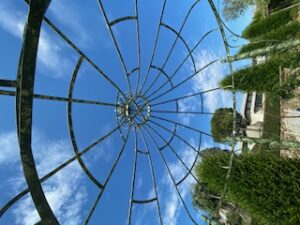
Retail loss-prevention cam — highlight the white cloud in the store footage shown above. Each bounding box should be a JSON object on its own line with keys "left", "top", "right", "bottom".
{"left": 48, "top": 0, "right": 92, "bottom": 47}
{"left": 192, "top": 49, "right": 232, "bottom": 112}
{"left": 0, "top": 131, "right": 19, "bottom": 165}
{"left": 200, "top": 138, "right": 229, "bottom": 151}
{"left": 178, "top": 94, "right": 198, "bottom": 125}
{"left": 0, "top": 1, "right": 72, "bottom": 79}
{"left": 0, "top": 130, "right": 87, "bottom": 225}
{"left": 162, "top": 138, "right": 198, "bottom": 225}
{"left": 177, "top": 49, "right": 232, "bottom": 124}
{"left": 0, "top": 3, "right": 24, "bottom": 38}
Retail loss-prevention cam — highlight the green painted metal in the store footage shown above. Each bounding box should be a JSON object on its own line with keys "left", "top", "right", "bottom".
{"left": 1, "top": 0, "right": 298, "bottom": 224}
{"left": 222, "top": 39, "right": 300, "bottom": 63}
{"left": 16, "top": 0, "right": 58, "bottom": 224}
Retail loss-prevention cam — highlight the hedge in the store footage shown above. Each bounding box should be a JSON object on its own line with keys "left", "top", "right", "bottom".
{"left": 269, "top": 0, "right": 299, "bottom": 11}
{"left": 242, "top": 8, "right": 297, "bottom": 39}
{"left": 239, "top": 21, "right": 300, "bottom": 53}
{"left": 195, "top": 152, "right": 300, "bottom": 225}
{"left": 220, "top": 52, "right": 300, "bottom": 93}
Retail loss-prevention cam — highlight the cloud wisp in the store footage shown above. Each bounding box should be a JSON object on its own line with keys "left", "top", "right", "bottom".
{"left": 192, "top": 49, "right": 232, "bottom": 112}
{"left": 161, "top": 138, "right": 198, "bottom": 225}
{"left": 48, "top": 0, "right": 92, "bottom": 48}
{"left": 0, "top": 1, "right": 73, "bottom": 79}
{"left": 0, "top": 130, "right": 87, "bottom": 225}
{"left": 177, "top": 49, "right": 232, "bottom": 125}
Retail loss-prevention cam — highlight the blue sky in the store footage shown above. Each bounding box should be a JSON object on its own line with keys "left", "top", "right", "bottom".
{"left": 0, "top": 0, "right": 253, "bottom": 224}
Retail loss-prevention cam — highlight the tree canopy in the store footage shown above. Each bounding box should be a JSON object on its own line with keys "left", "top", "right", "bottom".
{"left": 211, "top": 108, "right": 246, "bottom": 143}
{"left": 222, "top": 0, "right": 254, "bottom": 21}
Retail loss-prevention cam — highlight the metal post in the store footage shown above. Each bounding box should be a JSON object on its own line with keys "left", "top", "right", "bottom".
{"left": 222, "top": 39, "right": 300, "bottom": 63}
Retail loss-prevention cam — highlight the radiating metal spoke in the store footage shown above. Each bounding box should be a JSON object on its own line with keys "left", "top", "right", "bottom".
{"left": 127, "top": 127, "right": 138, "bottom": 225}
{"left": 138, "top": 0, "right": 167, "bottom": 93}
{"left": 0, "top": 79, "right": 16, "bottom": 87}
{"left": 23, "top": 0, "right": 127, "bottom": 99}
{"left": 137, "top": 128, "right": 163, "bottom": 225}
{"left": 133, "top": 0, "right": 142, "bottom": 97}
{"left": 142, "top": 22, "right": 197, "bottom": 96}
{"left": 140, "top": 0, "right": 201, "bottom": 95}
{"left": 147, "top": 119, "right": 199, "bottom": 153}
{"left": 0, "top": 90, "right": 117, "bottom": 107}
{"left": 147, "top": 58, "right": 220, "bottom": 104}
{"left": 143, "top": 121, "right": 201, "bottom": 184}
{"left": 151, "top": 87, "right": 220, "bottom": 107}
{"left": 0, "top": 90, "right": 16, "bottom": 97}
{"left": 142, "top": 126, "right": 199, "bottom": 225}
{"left": 145, "top": 29, "right": 218, "bottom": 100}
{"left": 0, "top": 122, "right": 125, "bottom": 217}
{"left": 151, "top": 114, "right": 212, "bottom": 137}
{"left": 151, "top": 109, "right": 214, "bottom": 115}
{"left": 84, "top": 126, "right": 131, "bottom": 225}
{"left": 34, "top": 94, "right": 117, "bottom": 106}
{"left": 96, "top": 0, "right": 133, "bottom": 96}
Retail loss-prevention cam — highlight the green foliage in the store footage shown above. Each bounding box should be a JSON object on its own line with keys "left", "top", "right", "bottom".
{"left": 222, "top": 0, "right": 254, "bottom": 21}
{"left": 271, "top": 72, "right": 300, "bottom": 100}
{"left": 239, "top": 21, "right": 300, "bottom": 53}
{"left": 227, "top": 211, "right": 243, "bottom": 225}
{"left": 211, "top": 108, "right": 246, "bottom": 143}
{"left": 195, "top": 153, "right": 300, "bottom": 225}
{"left": 269, "top": 0, "right": 299, "bottom": 11}
{"left": 220, "top": 52, "right": 300, "bottom": 95}
{"left": 192, "top": 182, "right": 220, "bottom": 214}
{"left": 242, "top": 8, "right": 297, "bottom": 39}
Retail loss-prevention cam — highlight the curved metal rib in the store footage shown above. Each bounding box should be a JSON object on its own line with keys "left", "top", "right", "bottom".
{"left": 67, "top": 56, "right": 104, "bottom": 189}
{"left": 140, "top": 0, "right": 201, "bottom": 95}
{"left": 109, "top": 16, "right": 137, "bottom": 26}
{"left": 16, "top": 0, "right": 58, "bottom": 223}
{"left": 148, "top": 58, "right": 220, "bottom": 104}
{"left": 23, "top": 0, "right": 127, "bottom": 99}
{"left": 138, "top": 0, "right": 167, "bottom": 93}
{"left": 142, "top": 126, "right": 199, "bottom": 225}
{"left": 0, "top": 122, "right": 124, "bottom": 217}
{"left": 142, "top": 22, "right": 197, "bottom": 96}
{"left": 143, "top": 121, "right": 200, "bottom": 184}
{"left": 132, "top": 197, "right": 157, "bottom": 204}
{"left": 96, "top": 0, "right": 133, "bottom": 96}
{"left": 145, "top": 28, "right": 218, "bottom": 100}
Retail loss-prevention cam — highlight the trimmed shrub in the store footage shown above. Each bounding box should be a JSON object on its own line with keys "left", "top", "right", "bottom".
{"left": 269, "top": 0, "right": 298, "bottom": 11}
{"left": 242, "top": 8, "right": 297, "bottom": 39}
{"left": 220, "top": 52, "right": 300, "bottom": 93}
{"left": 239, "top": 21, "right": 300, "bottom": 54}
{"left": 195, "top": 152, "right": 300, "bottom": 225}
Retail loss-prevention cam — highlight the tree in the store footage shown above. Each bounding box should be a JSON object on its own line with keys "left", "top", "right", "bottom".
{"left": 211, "top": 108, "right": 246, "bottom": 143}
{"left": 195, "top": 152, "right": 300, "bottom": 225}
{"left": 222, "top": 0, "right": 254, "bottom": 21}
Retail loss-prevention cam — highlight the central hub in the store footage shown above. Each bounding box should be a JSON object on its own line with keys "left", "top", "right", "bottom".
{"left": 116, "top": 94, "right": 151, "bottom": 127}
